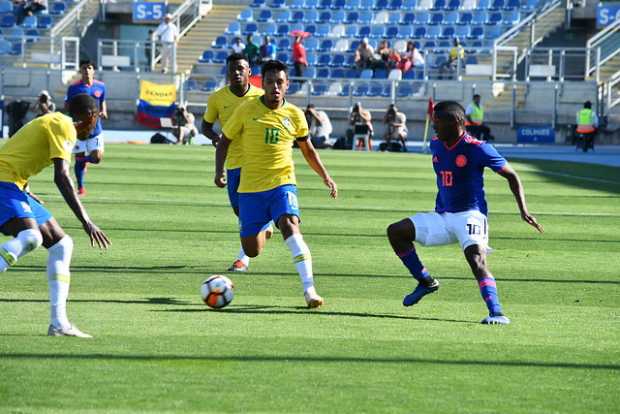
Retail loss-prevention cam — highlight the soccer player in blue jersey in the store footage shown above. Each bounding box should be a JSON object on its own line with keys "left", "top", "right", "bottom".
{"left": 387, "top": 101, "right": 543, "bottom": 324}
{"left": 65, "top": 61, "right": 108, "bottom": 196}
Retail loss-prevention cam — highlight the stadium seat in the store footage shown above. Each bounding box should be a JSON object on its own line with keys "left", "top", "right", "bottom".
{"left": 334, "top": 38, "right": 349, "bottom": 52}
{"left": 373, "top": 11, "right": 389, "bottom": 24}
{"left": 360, "top": 0, "right": 373, "bottom": 8}
{"left": 330, "top": 53, "right": 345, "bottom": 67}
{"left": 274, "top": 10, "right": 290, "bottom": 22}
{"left": 277, "top": 37, "right": 291, "bottom": 49}
{"left": 490, "top": 0, "right": 505, "bottom": 10}
{"left": 472, "top": 10, "right": 488, "bottom": 24}
{"left": 243, "top": 22, "right": 258, "bottom": 35}
{"left": 459, "top": 11, "right": 472, "bottom": 24}
{"left": 417, "top": 0, "right": 433, "bottom": 9}
{"left": 306, "top": 52, "right": 317, "bottom": 65}
{"left": 291, "top": 10, "right": 304, "bottom": 22}
{"left": 477, "top": 0, "right": 490, "bottom": 8}
{"left": 198, "top": 50, "right": 213, "bottom": 63}
{"left": 226, "top": 21, "right": 241, "bottom": 35}
{"left": 305, "top": 36, "right": 319, "bottom": 51}
{"left": 305, "top": 66, "right": 317, "bottom": 78}
{"left": 345, "top": 23, "right": 358, "bottom": 37}
{"left": 373, "top": 0, "right": 388, "bottom": 9}
{"left": 403, "top": 0, "right": 417, "bottom": 9}
{"left": 212, "top": 35, "right": 227, "bottom": 49}
{"left": 388, "top": 0, "right": 403, "bottom": 9}
{"left": 416, "top": 11, "right": 430, "bottom": 24}
{"left": 305, "top": 9, "right": 318, "bottom": 23}
{"left": 441, "top": 26, "right": 455, "bottom": 38}
{"left": 503, "top": 9, "right": 520, "bottom": 24}
{"left": 426, "top": 25, "right": 440, "bottom": 37}
{"left": 455, "top": 24, "right": 470, "bottom": 37}
{"left": 366, "top": 83, "right": 383, "bottom": 97}
{"left": 316, "top": 67, "right": 330, "bottom": 77}
{"left": 401, "top": 12, "right": 415, "bottom": 24}
{"left": 461, "top": 0, "right": 476, "bottom": 7}
{"left": 446, "top": 0, "right": 461, "bottom": 9}
{"left": 325, "top": 82, "right": 343, "bottom": 96}
{"left": 345, "top": 0, "right": 360, "bottom": 9}
{"left": 319, "top": 11, "right": 331, "bottom": 23}
{"left": 431, "top": 0, "right": 445, "bottom": 10}
{"left": 317, "top": 53, "right": 331, "bottom": 66}
{"left": 331, "top": 68, "right": 346, "bottom": 78}
{"left": 319, "top": 38, "right": 334, "bottom": 52}
{"left": 360, "top": 69, "right": 373, "bottom": 79}
{"left": 213, "top": 50, "right": 228, "bottom": 63}
{"left": 349, "top": 39, "right": 360, "bottom": 52}
{"left": 0, "top": 14, "right": 14, "bottom": 28}
{"left": 318, "top": 0, "right": 332, "bottom": 8}
{"left": 288, "top": 82, "right": 301, "bottom": 94}
{"left": 290, "top": 0, "right": 304, "bottom": 7}
{"left": 290, "top": 22, "right": 304, "bottom": 32}
{"left": 304, "top": 23, "right": 317, "bottom": 34}
{"left": 331, "top": 23, "right": 346, "bottom": 36}
{"left": 465, "top": 54, "right": 478, "bottom": 64}
{"left": 10, "top": 41, "right": 22, "bottom": 56}
{"left": 414, "top": 26, "right": 426, "bottom": 37}
{"left": 277, "top": 23, "right": 290, "bottom": 35}
{"left": 445, "top": 10, "right": 459, "bottom": 24}
{"left": 0, "top": 38, "right": 10, "bottom": 55}
{"left": 262, "top": 22, "right": 277, "bottom": 35}
{"left": 250, "top": 0, "right": 265, "bottom": 7}
{"left": 311, "top": 82, "right": 329, "bottom": 96}
{"left": 346, "top": 68, "right": 360, "bottom": 77}
{"left": 352, "top": 82, "right": 370, "bottom": 96}
{"left": 331, "top": 0, "right": 346, "bottom": 8}
{"left": 0, "top": 0, "right": 11, "bottom": 14}
{"left": 346, "top": 11, "right": 359, "bottom": 24}
{"left": 21, "top": 15, "right": 36, "bottom": 29}
{"left": 339, "top": 82, "right": 352, "bottom": 96}
{"left": 430, "top": 12, "right": 444, "bottom": 25}
{"left": 484, "top": 23, "right": 502, "bottom": 38}
{"left": 488, "top": 12, "right": 502, "bottom": 24}
{"left": 239, "top": 8, "right": 253, "bottom": 22}
{"left": 305, "top": 0, "right": 319, "bottom": 7}
{"left": 315, "top": 23, "right": 330, "bottom": 36}
{"left": 370, "top": 24, "right": 385, "bottom": 38}
{"left": 357, "top": 25, "right": 371, "bottom": 38}
{"left": 332, "top": 9, "right": 346, "bottom": 23}
{"left": 269, "top": 0, "right": 285, "bottom": 6}
{"left": 359, "top": 10, "right": 373, "bottom": 24}
{"left": 468, "top": 26, "right": 484, "bottom": 39}
{"left": 50, "top": 1, "right": 66, "bottom": 15}
{"left": 386, "top": 25, "right": 398, "bottom": 38}
{"left": 184, "top": 79, "right": 198, "bottom": 91}
{"left": 277, "top": 51, "right": 292, "bottom": 63}
{"left": 506, "top": 0, "right": 520, "bottom": 8}
{"left": 37, "top": 15, "right": 52, "bottom": 29}
{"left": 201, "top": 79, "right": 219, "bottom": 92}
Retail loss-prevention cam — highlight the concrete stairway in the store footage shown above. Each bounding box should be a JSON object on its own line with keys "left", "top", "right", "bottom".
{"left": 175, "top": 3, "right": 248, "bottom": 75}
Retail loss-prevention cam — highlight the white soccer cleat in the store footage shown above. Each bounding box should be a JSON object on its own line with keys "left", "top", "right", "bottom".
{"left": 47, "top": 324, "right": 93, "bottom": 338}
{"left": 481, "top": 314, "right": 511, "bottom": 325}
{"left": 304, "top": 290, "right": 324, "bottom": 309}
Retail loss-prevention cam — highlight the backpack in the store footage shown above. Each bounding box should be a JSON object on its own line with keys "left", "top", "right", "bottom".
{"left": 150, "top": 132, "right": 176, "bottom": 145}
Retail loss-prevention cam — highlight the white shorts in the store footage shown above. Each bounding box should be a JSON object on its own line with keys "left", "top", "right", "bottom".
{"left": 73, "top": 134, "right": 104, "bottom": 154}
{"left": 409, "top": 210, "right": 489, "bottom": 251}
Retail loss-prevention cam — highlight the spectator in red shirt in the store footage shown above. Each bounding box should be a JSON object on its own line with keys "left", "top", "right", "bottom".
{"left": 292, "top": 35, "right": 308, "bottom": 82}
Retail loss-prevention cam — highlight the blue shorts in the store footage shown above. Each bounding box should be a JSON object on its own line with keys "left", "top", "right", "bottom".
{"left": 226, "top": 168, "right": 241, "bottom": 211}
{"left": 239, "top": 184, "right": 300, "bottom": 237}
{"left": 0, "top": 182, "right": 53, "bottom": 228}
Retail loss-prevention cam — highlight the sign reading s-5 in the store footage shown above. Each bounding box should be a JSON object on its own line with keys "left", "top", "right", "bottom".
{"left": 597, "top": 3, "right": 620, "bottom": 28}
{"left": 133, "top": 2, "right": 167, "bottom": 23}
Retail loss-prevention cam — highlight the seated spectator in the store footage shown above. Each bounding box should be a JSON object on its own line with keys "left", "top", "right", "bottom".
{"left": 305, "top": 104, "right": 333, "bottom": 148}
{"left": 350, "top": 102, "right": 373, "bottom": 150}
{"left": 259, "top": 35, "right": 276, "bottom": 62}
{"left": 387, "top": 48, "right": 401, "bottom": 70}
{"left": 24, "top": 0, "right": 46, "bottom": 15}
{"left": 244, "top": 34, "right": 259, "bottom": 65}
{"left": 377, "top": 39, "right": 391, "bottom": 70}
{"left": 231, "top": 37, "right": 245, "bottom": 54}
{"left": 173, "top": 106, "right": 198, "bottom": 145}
{"left": 381, "top": 104, "right": 408, "bottom": 152}
{"left": 441, "top": 38, "right": 464, "bottom": 75}
{"left": 354, "top": 38, "right": 375, "bottom": 70}
{"left": 398, "top": 41, "right": 424, "bottom": 73}
{"left": 34, "top": 90, "right": 55, "bottom": 117}
{"left": 465, "top": 94, "right": 494, "bottom": 141}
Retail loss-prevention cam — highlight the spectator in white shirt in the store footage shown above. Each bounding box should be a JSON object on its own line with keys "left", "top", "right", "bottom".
{"left": 231, "top": 37, "right": 245, "bottom": 54}
{"left": 154, "top": 13, "right": 179, "bottom": 73}
{"left": 305, "top": 104, "right": 333, "bottom": 148}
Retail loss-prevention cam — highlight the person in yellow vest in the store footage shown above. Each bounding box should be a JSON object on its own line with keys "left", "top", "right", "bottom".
{"left": 575, "top": 101, "right": 598, "bottom": 152}
{"left": 465, "top": 94, "right": 494, "bottom": 141}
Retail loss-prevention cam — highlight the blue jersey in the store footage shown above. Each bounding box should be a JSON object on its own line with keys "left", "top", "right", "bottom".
{"left": 65, "top": 80, "right": 106, "bottom": 138}
{"left": 430, "top": 133, "right": 507, "bottom": 215}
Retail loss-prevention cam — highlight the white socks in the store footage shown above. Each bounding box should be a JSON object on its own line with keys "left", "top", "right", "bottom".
{"left": 236, "top": 246, "right": 250, "bottom": 266}
{"left": 284, "top": 233, "right": 314, "bottom": 292}
{"left": 47, "top": 236, "right": 73, "bottom": 329}
{"left": 0, "top": 229, "right": 43, "bottom": 271}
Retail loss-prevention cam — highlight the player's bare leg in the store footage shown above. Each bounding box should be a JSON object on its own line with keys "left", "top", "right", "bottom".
{"left": 229, "top": 206, "right": 273, "bottom": 272}
{"left": 464, "top": 245, "right": 510, "bottom": 325}
{"left": 387, "top": 219, "right": 439, "bottom": 306}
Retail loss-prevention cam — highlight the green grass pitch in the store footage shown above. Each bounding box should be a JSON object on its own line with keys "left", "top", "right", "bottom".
{"left": 1, "top": 144, "right": 618, "bottom": 413}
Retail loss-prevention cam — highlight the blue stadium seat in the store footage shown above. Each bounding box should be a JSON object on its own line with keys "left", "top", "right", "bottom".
{"left": 424, "top": 39, "right": 436, "bottom": 49}
{"left": 291, "top": 10, "right": 304, "bottom": 22}
{"left": 472, "top": 10, "right": 488, "bottom": 24}
{"left": 317, "top": 67, "right": 330, "bottom": 77}
{"left": 349, "top": 39, "right": 360, "bottom": 52}
{"left": 430, "top": 12, "right": 443, "bottom": 25}
{"left": 0, "top": 14, "right": 14, "bottom": 28}
{"left": 331, "top": 0, "right": 346, "bottom": 8}
{"left": 319, "top": 38, "right": 333, "bottom": 51}
{"left": 305, "top": 66, "right": 317, "bottom": 78}
{"left": 401, "top": 12, "right": 415, "bottom": 24}
{"left": 290, "top": 22, "right": 304, "bottom": 31}
{"left": 370, "top": 24, "right": 385, "bottom": 38}
{"left": 490, "top": 0, "right": 505, "bottom": 10}
{"left": 250, "top": 0, "right": 265, "bottom": 7}
{"left": 307, "top": 52, "right": 317, "bottom": 65}
{"left": 315, "top": 23, "right": 330, "bottom": 36}
{"left": 25, "top": 28, "right": 39, "bottom": 42}
{"left": 339, "top": 83, "right": 351, "bottom": 96}
{"left": 488, "top": 11, "right": 502, "bottom": 24}
{"left": 360, "top": 69, "right": 373, "bottom": 78}
{"left": 290, "top": 0, "right": 304, "bottom": 8}
{"left": 184, "top": 79, "right": 198, "bottom": 91}
{"left": 0, "top": 38, "right": 12, "bottom": 55}
{"left": 0, "top": 0, "right": 12, "bottom": 14}
{"left": 262, "top": 22, "right": 277, "bottom": 35}
{"left": 199, "top": 50, "right": 214, "bottom": 63}
{"left": 330, "top": 53, "right": 345, "bottom": 66}
{"left": 346, "top": 68, "right": 360, "bottom": 77}
{"left": 388, "top": 0, "right": 403, "bottom": 9}
{"left": 239, "top": 8, "right": 253, "bottom": 22}
{"left": 243, "top": 22, "right": 258, "bottom": 35}
{"left": 397, "top": 24, "right": 413, "bottom": 38}
{"left": 357, "top": 25, "right": 370, "bottom": 38}
{"left": 416, "top": 11, "right": 430, "bottom": 24}
{"left": 446, "top": 0, "right": 461, "bottom": 9}
{"left": 305, "top": 0, "right": 319, "bottom": 8}
{"left": 441, "top": 26, "right": 455, "bottom": 38}
{"left": 445, "top": 10, "right": 458, "bottom": 24}
{"left": 318, "top": 0, "right": 332, "bottom": 8}
{"left": 402, "top": 69, "right": 417, "bottom": 79}
{"left": 346, "top": 11, "right": 359, "bottom": 23}
{"left": 366, "top": 83, "right": 383, "bottom": 97}
{"left": 388, "top": 12, "right": 401, "bottom": 24}
{"left": 438, "top": 39, "right": 450, "bottom": 47}
{"left": 431, "top": 0, "right": 445, "bottom": 10}
{"left": 211, "top": 35, "right": 227, "bottom": 49}
{"left": 345, "top": 24, "right": 358, "bottom": 37}
{"left": 202, "top": 79, "right": 219, "bottom": 92}
{"left": 50, "top": 1, "right": 66, "bottom": 15}
{"left": 319, "top": 11, "right": 331, "bottom": 22}
{"left": 305, "top": 36, "right": 319, "bottom": 50}
{"left": 332, "top": 9, "right": 346, "bottom": 23}
{"left": 414, "top": 26, "right": 426, "bottom": 37}
{"left": 304, "top": 23, "right": 317, "bottom": 34}
{"left": 277, "top": 51, "right": 292, "bottom": 63}
{"left": 332, "top": 68, "right": 346, "bottom": 77}
{"left": 426, "top": 25, "right": 440, "bottom": 37}
{"left": 459, "top": 11, "right": 472, "bottom": 24}
{"left": 10, "top": 41, "right": 22, "bottom": 56}
{"left": 373, "top": 69, "right": 388, "bottom": 78}
{"left": 455, "top": 24, "right": 469, "bottom": 37}
{"left": 275, "top": 10, "right": 290, "bottom": 22}
{"left": 213, "top": 50, "right": 228, "bottom": 63}
{"left": 484, "top": 23, "right": 502, "bottom": 38}
{"left": 277, "top": 23, "right": 290, "bottom": 35}
{"left": 359, "top": 9, "right": 372, "bottom": 24}
{"left": 226, "top": 21, "right": 241, "bottom": 35}
{"left": 506, "top": 0, "right": 519, "bottom": 7}
{"left": 21, "top": 15, "right": 37, "bottom": 29}
{"left": 360, "top": 0, "right": 373, "bottom": 8}
{"left": 270, "top": 0, "right": 285, "bottom": 5}
{"left": 468, "top": 25, "right": 484, "bottom": 39}
{"left": 305, "top": 9, "right": 318, "bottom": 22}
{"left": 37, "top": 15, "right": 52, "bottom": 29}
{"left": 346, "top": 53, "right": 356, "bottom": 66}
{"left": 312, "top": 82, "right": 329, "bottom": 96}
{"left": 503, "top": 9, "right": 520, "bottom": 24}
{"left": 317, "top": 53, "right": 331, "bottom": 66}
{"left": 345, "top": 0, "right": 360, "bottom": 9}
{"left": 386, "top": 25, "right": 398, "bottom": 38}
{"left": 288, "top": 82, "right": 301, "bottom": 94}
{"left": 352, "top": 82, "right": 370, "bottom": 96}
{"left": 373, "top": 0, "right": 388, "bottom": 9}
{"left": 477, "top": 0, "right": 489, "bottom": 8}
{"left": 403, "top": 0, "right": 417, "bottom": 8}
{"left": 465, "top": 55, "right": 478, "bottom": 64}
{"left": 277, "top": 37, "right": 291, "bottom": 49}
{"left": 397, "top": 83, "right": 414, "bottom": 97}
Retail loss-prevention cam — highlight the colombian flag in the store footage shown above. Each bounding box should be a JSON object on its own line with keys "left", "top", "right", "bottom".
{"left": 135, "top": 80, "right": 177, "bottom": 128}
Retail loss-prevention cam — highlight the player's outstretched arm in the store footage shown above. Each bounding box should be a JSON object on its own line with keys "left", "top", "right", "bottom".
{"left": 497, "top": 165, "right": 544, "bottom": 233}
{"left": 297, "top": 138, "right": 337, "bottom": 199}
{"left": 202, "top": 120, "right": 221, "bottom": 146}
{"left": 52, "top": 158, "right": 111, "bottom": 248}
{"left": 214, "top": 136, "right": 231, "bottom": 188}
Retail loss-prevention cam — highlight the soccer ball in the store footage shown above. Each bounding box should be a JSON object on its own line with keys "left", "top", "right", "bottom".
{"left": 200, "top": 275, "right": 234, "bottom": 309}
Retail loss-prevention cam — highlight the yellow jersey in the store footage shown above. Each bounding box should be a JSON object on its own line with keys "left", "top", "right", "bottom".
{"left": 223, "top": 97, "right": 309, "bottom": 193}
{"left": 203, "top": 85, "right": 264, "bottom": 169}
{"left": 0, "top": 112, "right": 76, "bottom": 190}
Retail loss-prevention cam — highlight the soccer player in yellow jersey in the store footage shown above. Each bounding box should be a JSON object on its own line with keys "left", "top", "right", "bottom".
{"left": 202, "top": 53, "right": 270, "bottom": 273}
{"left": 215, "top": 60, "right": 337, "bottom": 308}
{"left": 0, "top": 94, "right": 110, "bottom": 338}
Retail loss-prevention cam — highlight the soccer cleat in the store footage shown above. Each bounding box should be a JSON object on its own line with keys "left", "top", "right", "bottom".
{"left": 77, "top": 187, "right": 87, "bottom": 197}
{"left": 47, "top": 324, "right": 93, "bottom": 338}
{"left": 304, "top": 291, "right": 324, "bottom": 309}
{"left": 481, "top": 314, "right": 511, "bottom": 325}
{"left": 402, "top": 278, "right": 440, "bottom": 307}
{"left": 227, "top": 259, "right": 248, "bottom": 273}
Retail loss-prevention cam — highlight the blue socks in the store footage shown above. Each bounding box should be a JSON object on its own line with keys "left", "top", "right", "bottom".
{"left": 478, "top": 277, "right": 503, "bottom": 315}
{"left": 397, "top": 248, "right": 433, "bottom": 284}
{"left": 74, "top": 155, "right": 100, "bottom": 189}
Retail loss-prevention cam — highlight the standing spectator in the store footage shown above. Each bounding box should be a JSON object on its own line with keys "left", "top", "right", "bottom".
{"left": 154, "top": 13, "right": 179, "bottom": 74}
{"left": 259, "top": 36, "right": 276, "bottom": 62}
{"left": 305, "top": 104, "right": 333, "bottom": 148}
{"left": 144, "top": 29, "right": 153, "bottom": 72}
{"left": 465, "top": 94, "right": 494, "bottom": 141}
{"left": 6, "top": 99, "right": 30, "bottom": 137}
{"left": 354, "top": 38, "right": 375, "bottom": 70}
{"left": 382, "top": 104, "right": 408, "bottom": 152}
{"left": 398, "top": 41, "right": 424, "bottom": 73}
{"left": 244, "top": 34, "right": 259, "bottom": 65}
{"left": 292, "top": 35, "right": 308, "bottom": 80}
{"left": 231, "top": 37, "right": 245, "bottom": 54}
{"left": 34, "top": 90, "right": 56, "bottom": 117}
{"left": 350, "top": 102, "right": 373, "bottom": 150}
{"left": 173, "top": 106, "right": 198, "bottom": 145}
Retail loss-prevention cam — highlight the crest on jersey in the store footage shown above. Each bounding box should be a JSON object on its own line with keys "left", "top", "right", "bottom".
{"left": 281, "top": 117, "right": 293, "bottom": 132}
{"left": 93, "top": 90, "right": 102, "bottom": 98}
{"left": 432, "top": 155, "right": 439, "bottom": 163}
{"left": 455, "top": 154, "right": 468, "bottom": 167}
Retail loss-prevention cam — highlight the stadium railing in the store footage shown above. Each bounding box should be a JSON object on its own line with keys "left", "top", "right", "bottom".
{"left": 585, "top": 18, "right": 620, "bottom": 83}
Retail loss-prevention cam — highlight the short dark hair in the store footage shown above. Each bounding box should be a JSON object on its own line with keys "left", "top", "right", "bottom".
{"left": 434, "top": 100, "right": 466, "bottom": 126}
{"left": 473, "top": 94, "right": 481, "bottom": 99}
{"left": 226, "top": 53, "right": 248, "bottom": 66}
{"left": 80, "top": 60, "right": 94, "bottom": 68}
{"left": 584, "top": 101, "right": 592, "bottom": 109}
{"left": 67, "top": 94, "right": 97, "bottom": 118}
{"left": 261, "top": 59, "right": 288, "bottom": 78}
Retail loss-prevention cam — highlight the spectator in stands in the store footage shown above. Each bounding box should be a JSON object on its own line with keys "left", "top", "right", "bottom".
{"left": 244, "top": 34, "right": 259, "bottom": 66}
{"left": 259, "top": 36, "right": 276, "bottom": 63}
{"left": 350, "top": 102, "right": 373, "bottom": 150}
{"left": 398, "top": 41, "right": 424, "bottom": 73}
{"left": 231, "top": 37, "right": 245, "bottom": 54}
{"left": 575, "top": 100, "right": 598, "bottom": 152}
{"left": 377, "top": 39, "right": 391, "bottom": 70}
{"left": 13, "top": 0, "right": 27, "bottom": 24}
{"left": 382, "top": 104, "right": 408, "bottom": 152}
{"left": 154, "top": 13, "right": 179, "bottom": 74}
{"left": 173, "top": 106, "right": 198, "bottom": 145}
{"left": 465, "top": 94, "right": 494, "bottom": 141}
{"left": 23, "top": 0, "right": 46, "bottom": 16}
{"left": 6, "top": 98, "right": 30, "bottom": 137}
{"left": 354, "top": 38, "right": 375, "bottom": 70}
{"left": 145, "top": 29, "right": 154, "bottom": 72}
{"left": 292, "top": 35, "right": 308, "bottom": 81}
{"left": 34, "top": 90, "right": 56, "bottom": 117}
{"left": 442, "top": 38, "right": 464, "bottom": 75}
{"left": 305, "top": 104, "right": 333, "bottom": 149}
{"left": 387, "top": 48, "right": 401, "bottom": 70}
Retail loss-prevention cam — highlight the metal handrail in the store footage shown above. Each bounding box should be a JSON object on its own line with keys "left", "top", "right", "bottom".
{"left": 585, "top": 19, "right": 620, "bottom": 78}
{"left": 494, "top": 0, "right": 561, "bottom": 48}
{"left": 50, "top": 0, "right": 90, "bottom": 38}
{"left": 607, "top": 70, "right": 620, "bottom": 111}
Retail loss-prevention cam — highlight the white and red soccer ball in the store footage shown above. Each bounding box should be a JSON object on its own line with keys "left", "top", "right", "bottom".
{"left": 200, "top": 275, "right": 234, "bottom": 309}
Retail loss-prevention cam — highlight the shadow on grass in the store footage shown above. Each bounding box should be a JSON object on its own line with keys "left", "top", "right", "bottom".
{"left": 156, "top": 304, "right": 477, "bottom": 324}
{"left": 0, "top": 297, "right": 196, "bottom": 306}
{"left": 1, "top": 352, "right": 617, "bottom": 371}
{"left": 9, "top": 266, "right": 620, "bottom": 285}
